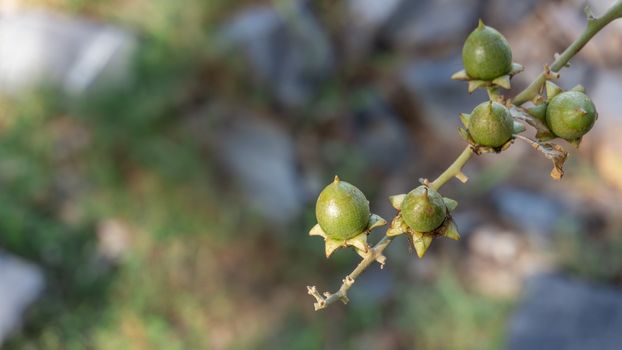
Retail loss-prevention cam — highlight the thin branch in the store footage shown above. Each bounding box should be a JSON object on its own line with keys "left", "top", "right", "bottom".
{"left": 307, "top": 146, "right": 473, "bottom": 310}
{"left": 429, "top": 146, "right": 473, "bottom": 190}
{"left": 512, "top": 0, "right": 622, "bottom": 105}
{"left": 307, "top": 236, "right": 393, "bottom": 310}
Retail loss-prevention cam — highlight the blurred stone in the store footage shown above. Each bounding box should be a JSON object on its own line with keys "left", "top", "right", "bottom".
{"left": 508, "top": 274, "right": 622, "bottom": 350}
{"left": 491, "top": 187, "right": 578, "bottom": 240}
{"left": 401, "top": 54, "right": 488, "bottom": 140}
{"left": 343, "top": 0, "right": 402, "bottom": 60}
{"left": 350, "top": 266, "right": 395, "bottom": 305}
{"left": 484, "top": 0, "right": 542, "bottom": 28}
{"left": 381, "top": 0, "right": 478, "bottom": 52}
{"left": 222, "top": 2, "right": 333, "bottom": 109}
{"left": 590, "top": 70, "right": 622, "bottom": 191}
{"left": 354, "top": 94, "right": 409, "bottom": 170}
{"left": 0, "top": 10, "right": 136, "bottom": 96}
{"left": 0, "top": 253, "right": 44, "bottom": 345}
{"left": 463, "top": 225, "right": 551, "bottom": 298}
{"left": 97, "top": 219, "right": 132, "bottom": 263}
{"left": 216, "top": 117, "right": 303, "bottom": 225}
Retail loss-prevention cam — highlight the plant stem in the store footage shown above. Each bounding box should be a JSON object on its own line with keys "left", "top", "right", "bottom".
{"left": 430, "top": 146, "right": 473, "bottom": 190}
{"left": 307, "top": 236, "right": 394, "bottom": 310}
{"left": 307, "top": 146, "right": 472, "bottom": 310}
{"left": 513, "top": 1, "right": 622, "bottom": 105}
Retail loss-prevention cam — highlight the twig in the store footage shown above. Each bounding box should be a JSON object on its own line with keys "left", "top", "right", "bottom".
{"left": 307, "top": 236, "right": 393, "bottom": 310}
{"left": 512, "top": 0, "right": 622, "bottom": 105}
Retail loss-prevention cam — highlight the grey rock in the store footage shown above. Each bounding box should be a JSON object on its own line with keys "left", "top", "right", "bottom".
{"left": 484, "top": 0, "right": 542, "bottom": 28}
{"left": 463, "top": 225, "right": 552, "bottom": 298}
{"left": 354, "top": 94, "right": 409, "bottom": 170}
{"left": 343, "top": 0, "right": 402, "bottom": 60}
{"left": 0, "top": 253, "right": 44, "bottom": 345}
{"left": 381, "top": 0, "right": 478, "bottom": 52}
{"left": 591, "top": 70, "right": 622, "bottom": 191}
{"left": 491, "top": 187, "right": 579, "bottom": 240}
{"left": 216, "top": 117, "right": 302, "bottom": 225}
{"left": 508, "top": 274, "right": 622, "bottom": 350}
{"left": 0, "top": 10, "right": 136, "bottom": 96}
{"left": 222, "top": 3, "right": 333, "bottom": 109}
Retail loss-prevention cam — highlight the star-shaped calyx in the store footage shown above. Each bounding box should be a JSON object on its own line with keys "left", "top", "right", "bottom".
{"left": 309, "top": 213, "right": 387, "bottom": 262}
{"left": 452, "top": 63, "right": 524, "bottom": 93}
{"left": 386, "top": 187, "right": 460, "bottom": 258}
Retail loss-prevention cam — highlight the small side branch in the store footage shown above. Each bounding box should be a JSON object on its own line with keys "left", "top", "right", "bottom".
{"left": 307, "top": 236, "right": 393, "bottom": 311}
{"left": 429, "top": 146, "right": 473, "bottom": 190}
{"left": 512, "top": 0, "right": 622, "bottom": 105}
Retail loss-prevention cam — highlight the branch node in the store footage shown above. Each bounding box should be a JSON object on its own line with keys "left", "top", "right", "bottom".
{"left": 455, "top": 171, "right": 469, "bottom": 183}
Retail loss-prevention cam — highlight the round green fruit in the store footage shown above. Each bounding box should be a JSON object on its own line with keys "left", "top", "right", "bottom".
{"left": 315, "top": 176, "right": 370, "bottom": 241}
{"left": 546, "top": 91, "right": 597, "bottom": 140}
{"left": 468, "top": 101, "right": 514, "bottom": 147}
{"left": 462, "top": 21, "right": 512, "bottom": 80}
{"left": 401, "top": 186, "right": 446, "bottom": 233}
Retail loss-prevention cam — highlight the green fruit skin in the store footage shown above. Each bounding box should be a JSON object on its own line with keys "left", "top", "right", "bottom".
{"left": 316, "top": 180, "right": 370, "bottom": 241}
{"left": 462, "top": 24, "right": 512, "bottom": 80}
{"left": 401, "top": 186, "right": 446, "bottom": 233}
{"left": 546, "top": 91, "right": 597, "bottom": 140}
{"left": 468, "top": 101, "right": 514, "bottom": 147}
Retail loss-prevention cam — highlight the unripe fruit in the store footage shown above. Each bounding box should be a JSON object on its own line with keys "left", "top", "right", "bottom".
{"left": 315, "top": 177, "right": 370, "bottom": 241}
{"left": 462, "top": 21, "right": 512, "bottom": 80}
{"left": 468, "top": 101, "right": 514, "bottom": 147}
{"left": 401, "top": 186, "right": 446, "bottom": 233}
{"left": 546, "top": 91, "right": 597, "bottom": 140}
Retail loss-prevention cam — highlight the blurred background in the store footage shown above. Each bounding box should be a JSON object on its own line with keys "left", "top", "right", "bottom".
{"left": 0, "top": 0, "right": 621, "bottom": 349}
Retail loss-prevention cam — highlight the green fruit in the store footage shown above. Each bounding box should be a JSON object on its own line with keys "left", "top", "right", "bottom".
{"left": 546, "top": 91, "right": 597, "bottom": 140}
{"left": 315, "top": 176, "right": 370, "bottom": 241}
{"left": 462, "top": 21, "right": 512, "bottom": 80}
{"left": 468, "top": 101, "right": 514, "bottom": 147}
{"left": 401, "top": 186, "right": 446, "bottom": 233}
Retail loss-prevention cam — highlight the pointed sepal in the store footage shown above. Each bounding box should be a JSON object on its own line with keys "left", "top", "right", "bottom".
{"left": 468, "top": 80, "right": 488, "bottom": 93}
{"left": 546, "top": 81, "right": 563, "bottom": 100}
{"left": 386, "top": 215, "right": 408, "bottom": 237}
{"left": 367, "top": 214, "right": 387, "bottom": 231}
{"left": 389, "top": 194, "right": 406, "bottom": 210}
{"left": 513, "top": 121, "right": 526, "bottom": 134}
{"left": 443, "top": 197, "right": 458, "bottom": 212}
{"left": 451, "top": 69, "right": 469, "bottom": 81}
{"left": 571, "top": 84, "right": 585, "bottom": 93}
{"left": 345, "top": 232, "right": 368, "bottom": 253}
{"left": 459, "top": 113, "right": 471, "bottom": 127}
{"left": 510, "top": 63, "right": 524, "bottom": 75}
{"left": 413, "top": 234, "right": 433, "bottom": 258}
{"left": 527, "top": 103, "right": 548, "bottom": 122}
{"left": 492, "top": 75, "right": 511, "bottom": 90}
{"left": 309, "top": 224, "right": 327, "bottom": 237}
{"left": 442, "top": 219, "right": 461, "bottom": 241}
{"left": 325, "top": 238, "right": 344, "bottom": 258}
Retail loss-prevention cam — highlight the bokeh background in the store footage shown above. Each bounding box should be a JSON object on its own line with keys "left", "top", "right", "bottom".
{"left": 0, "top": 0, "right": 621, "bottom": 349}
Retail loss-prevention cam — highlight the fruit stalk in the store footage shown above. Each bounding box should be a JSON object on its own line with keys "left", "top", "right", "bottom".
{"left": 430, "top": 146, "right": 473, "bottom": 190}
{"left": 513, "top": 0, "right": 622, "bottom": 105}
{"left": 307, "top": 235, "right": 394, "bottom": 310}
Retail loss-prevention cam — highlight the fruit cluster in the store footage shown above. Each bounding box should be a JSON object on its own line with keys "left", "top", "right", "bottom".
{"left": 306, "top": 5, "right": 615, "bottom": 310}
